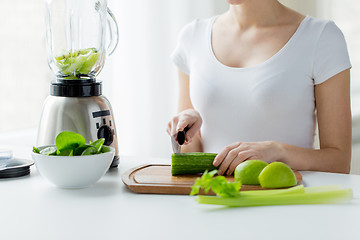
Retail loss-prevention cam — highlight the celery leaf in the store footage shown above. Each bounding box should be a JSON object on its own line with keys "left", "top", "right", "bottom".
{"left": 190, "top": 170, "right": 241, "bottom": 197}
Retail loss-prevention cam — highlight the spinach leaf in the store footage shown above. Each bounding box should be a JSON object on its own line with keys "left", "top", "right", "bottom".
{"left": 55, "top": 131, "right": 86, "bottom": 151}
{"left": 39, "top": 146, "right": 57, "bottom": 156}
{"left": 33, "top": 147, "right": 40, "bottom": 154}
{"left": 81, "top": 146, "right": 98, "bottom": 156}
{"left": 101, "top": 145, "right": 112, "bottom": 153}
{"left": 89, "top": 138, "right": 105, "bottom": 153}
{"left": 73, "top": 145, "right": 91, "bottom": 156}
{"left": 57, "top": 149, "right": 74, "bottom": 156}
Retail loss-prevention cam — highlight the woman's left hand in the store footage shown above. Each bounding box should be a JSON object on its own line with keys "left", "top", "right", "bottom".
{"left": 213, "top": 141, "right": 281, "bottom": 176}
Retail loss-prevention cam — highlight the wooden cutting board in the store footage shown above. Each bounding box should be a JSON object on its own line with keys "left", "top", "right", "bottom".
{"left": 122, "top": 164, "right": 302, "bottom": 195}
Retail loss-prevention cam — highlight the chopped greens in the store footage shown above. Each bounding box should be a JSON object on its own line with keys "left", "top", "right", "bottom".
{"left": 55, "top": 48, "right": 100, "bottom": 78}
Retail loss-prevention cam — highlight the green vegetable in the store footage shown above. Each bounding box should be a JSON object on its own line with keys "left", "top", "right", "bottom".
{"left": 57, "top": 149, "right": 74, "bottom": 156}
{"left": 33, "top": 147, "right": 40, "bottom": 154}
{"left": 39, "top": 146, "right": 57, "bottom": 156}
{"left": 81, "top": 146, "right": 98, "bottom": 156}
{"left": 73, "top": 145, "right": 93, "bottom": 156}
{"left": 190, "top": 171, "right": 352, "bottom": 207}
{"left": 196, "top": 187, "right": 353, "bottom": 207}
{"left": 239, "top": 185, "right": 306, "bottom": 197}
{"left": 101, "top": 145, "right": 112, "bottom": 153}
{"left": 171, "top": 153, "right": 217, "bottom": 176}
{"left": 33, "top": 131, "right": 110, "bottom": 156}
{"left": 56, "top": 131, "right": 86, "bottom": 151}
{"left": 89, "top": 138, "right": 105, "bottom": 153}
{"left": 55, "top": 48, "right": 100, "bottom": 78}
{"left": 190, "top": 170, "right": 241, "bottom": 198}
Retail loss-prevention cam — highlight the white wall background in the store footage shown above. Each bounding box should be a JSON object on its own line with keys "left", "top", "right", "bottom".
{"left": 102, "top": 0, "right": 228, "bottom": 158}
{"left": 0, "top": 0, "right": 359, "bottom": 168}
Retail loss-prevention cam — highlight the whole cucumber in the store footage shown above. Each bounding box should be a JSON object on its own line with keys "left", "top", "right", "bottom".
{"left": 171, "top": 153, "right": 218, "bottom": 175}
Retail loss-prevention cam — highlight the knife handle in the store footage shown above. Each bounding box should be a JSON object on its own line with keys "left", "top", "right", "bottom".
{"left": 177, "top": 127, "right": 189, "bottom": 145}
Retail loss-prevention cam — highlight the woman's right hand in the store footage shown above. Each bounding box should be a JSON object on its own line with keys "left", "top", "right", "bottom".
{"left": 166, "top": 109, "right": 202, "bottom": 145}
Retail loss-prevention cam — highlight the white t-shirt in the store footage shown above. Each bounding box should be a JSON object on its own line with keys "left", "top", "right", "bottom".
{"left": 171, "top": 15, "right": 351, "bottom": 153}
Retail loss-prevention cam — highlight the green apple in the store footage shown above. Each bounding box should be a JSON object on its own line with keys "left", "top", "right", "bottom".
{"left": 234, "top": 160, "right": 268, "bottom": 185}
{"left": 258, "top": 162, "right": 297, "bottom": 188}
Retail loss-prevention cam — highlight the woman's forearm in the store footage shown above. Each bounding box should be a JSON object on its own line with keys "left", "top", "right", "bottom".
{"left": 275, "top": 142, "right": 351, "bottom": 174}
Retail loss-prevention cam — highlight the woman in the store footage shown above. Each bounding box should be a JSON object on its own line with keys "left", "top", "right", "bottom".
{"left": 167, "top": 0, "right": 352, "bottom": 175}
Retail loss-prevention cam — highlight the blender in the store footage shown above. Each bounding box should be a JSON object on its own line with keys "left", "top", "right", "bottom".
{"left": 37, "top": 0, "right": 120, "bottom": 167}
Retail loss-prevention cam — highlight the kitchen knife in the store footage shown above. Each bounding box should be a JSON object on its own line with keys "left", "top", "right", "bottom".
{"left": 171, "top": 127, "right": 188, "bottom": 154}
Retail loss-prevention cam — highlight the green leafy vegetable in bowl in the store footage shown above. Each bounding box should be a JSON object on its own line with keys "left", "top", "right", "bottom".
{"left": 33, "top": 131, "right": 108, "bottom": 156}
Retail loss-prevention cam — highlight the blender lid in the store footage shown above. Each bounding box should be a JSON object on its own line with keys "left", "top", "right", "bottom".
{"left": 51, "top": 80, "right": 102, "bottom": 97}
{"left": 0, "top": 158, "right": 34, "bottom": 178}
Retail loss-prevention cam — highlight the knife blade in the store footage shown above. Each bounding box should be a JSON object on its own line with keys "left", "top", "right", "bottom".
{"left": 171, "top": 135, "right": 181, "bottom": 153}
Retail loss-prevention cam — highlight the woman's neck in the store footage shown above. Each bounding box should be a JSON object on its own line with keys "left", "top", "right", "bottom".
{"left": 226, "top": 0, "right": 285, "bottom": 29}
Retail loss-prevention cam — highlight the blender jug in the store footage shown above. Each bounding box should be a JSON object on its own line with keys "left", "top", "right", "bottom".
{"left": 45, "top": 0, "right": 118, "bottom": 79}
{"left": 37, "top": 0, "right": 120, "bottom": 167}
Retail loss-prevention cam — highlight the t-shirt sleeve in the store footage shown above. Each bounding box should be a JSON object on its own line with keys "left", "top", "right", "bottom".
{"left": 170, "top": 20, "right": 196, "bottom": 75}
{"left": 313, "top": 21, "right": 351, "bottom": 85}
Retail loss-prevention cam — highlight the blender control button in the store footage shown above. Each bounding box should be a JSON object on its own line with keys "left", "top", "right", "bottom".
{"left": 97, "top": 126, "right": 113, "bottom": 145}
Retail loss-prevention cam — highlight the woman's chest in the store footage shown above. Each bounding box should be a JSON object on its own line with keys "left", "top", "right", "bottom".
{"left": 189, "top": 62, "right": 315, "bottom": 117}
{"left": 211, "top": 24, "right": 301, "bottom": 68}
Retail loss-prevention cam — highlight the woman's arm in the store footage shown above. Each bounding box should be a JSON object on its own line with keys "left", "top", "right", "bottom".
{"left": 279, "top": 69, "right": 352, "bottom": 173}
{"left": 214, "top": 69, "right": 352, "bottom": 175}
{"left": 167, "top": 69, "right": 203, "bottom": 152}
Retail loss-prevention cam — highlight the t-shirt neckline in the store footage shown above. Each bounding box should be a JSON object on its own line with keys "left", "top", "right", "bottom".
{"left": 208, "top": 15, "right": 310, "bottom": 71}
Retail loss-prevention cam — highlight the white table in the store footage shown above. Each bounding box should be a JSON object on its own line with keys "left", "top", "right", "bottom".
{"left": 1, "top": 145, "right": 360, "bottom": 240}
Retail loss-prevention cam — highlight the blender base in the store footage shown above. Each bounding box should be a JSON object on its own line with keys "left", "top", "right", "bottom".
{"left": 110, "top": 155, "right": 120, "bottom": 168}
{"left": 37, "top": 80, "right": 120, "bottom": 166}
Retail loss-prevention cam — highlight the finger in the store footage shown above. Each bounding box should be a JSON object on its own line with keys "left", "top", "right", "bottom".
{"left": 170, "top": 117, "right": 179, "bottom": 136}
{"left": 225, "top": 151, "right": 254, "bottom": 176}
{"left": 217, "top": 148, "right": 241, "bottom": 175}
{"left": 166, "top": 121, "right": 172, "bottom": 135}
{"left": 213, "top": 142, "right": 241, "bottom": 167}
{"left": 176, "top": 117, "right": 192, "bottom": 132}
{"left": 184, "top": 119, "right": 202, "bottom": 144}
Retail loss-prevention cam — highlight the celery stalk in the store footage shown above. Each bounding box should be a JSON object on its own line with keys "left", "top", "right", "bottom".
{"left": 196, "top": 188, "right": 353, "bottom": 207}
{"left": 304, "top": 185, "right": 340, "bottom": 193}
{"left": 240, "top": 185, "right": 305, "bottom": 197}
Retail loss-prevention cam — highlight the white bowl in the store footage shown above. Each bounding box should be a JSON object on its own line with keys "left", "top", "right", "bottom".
{"left": 32, "top": 145, "right": 115, "bottom": 188}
